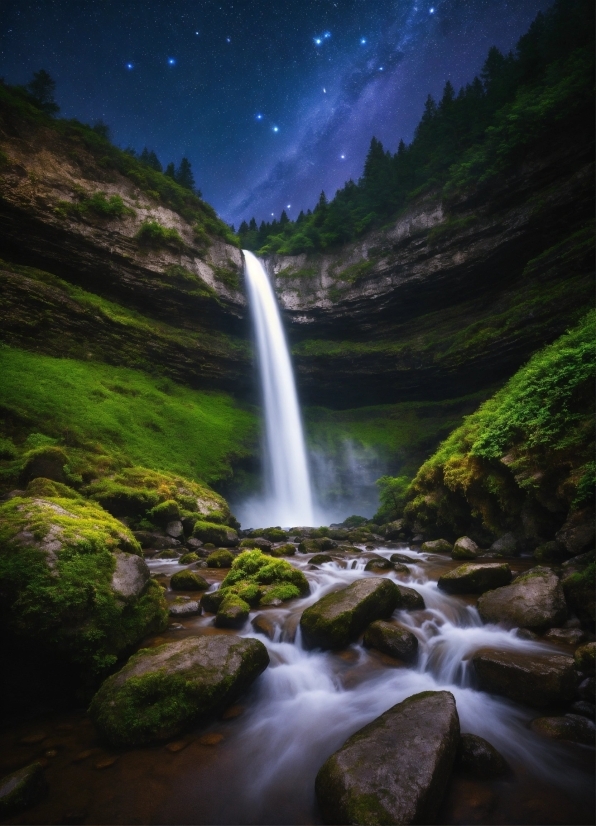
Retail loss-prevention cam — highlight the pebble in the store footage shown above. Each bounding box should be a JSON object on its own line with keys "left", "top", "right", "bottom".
{"left": 94, "top": 755, "right": 119, "bottom": 769}
{"left": 73, "top": 748, "right": 101, "bottom": 763}
{"left": 20, "top": 732, "right": 46, "bottom": 744}
{"left": 165, "top": 740, "right": 190, "bottom": 753}
{"left": 198, "top": 733, "right": 224, "bottom": 746}
{"left": 221, "top": 705, "right": 244, "bottom": 720}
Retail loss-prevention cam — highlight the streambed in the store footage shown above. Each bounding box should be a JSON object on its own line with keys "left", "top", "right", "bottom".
{"left": 1, "top": 546, "right": 594, "bottom": 825}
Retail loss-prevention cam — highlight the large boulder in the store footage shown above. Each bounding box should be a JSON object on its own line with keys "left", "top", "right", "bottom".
{"left": 315, "top": 691, "right": 460, "bottom": 825}
{"left": 561, "top": 558, "right": 595, "bottom": 626}
{"left": 438, "top": 563, "right": 511, "bottom": 595}
{"left": 0, "top": 495, "right": 167, "bottom": 691}
{"left": 89, "top": 635, "right": 269, "bottom": 747}
{"left": 452, "top": 536, "right": 479, "bottom": 560}
{"left": 530, "top": 714, "right": 595, "bottom": 745}
{"left": 477, "top": 567, "right": 567, "bottom": 629}
{"left": 384, "top": 519, "right": 405, "bottom": 539}
{"left": 300, "top": 578, "right": 401, "bottom": 650}
{"left": 0, "top": 762, "right": 47, "bottom": 817}
{"left": 395, "top": 583, "right": 426, "bottom": 611}
{"left": 170, "top": 569, "right": 209, "bottom": 591}
{"left": 298, "top": 537, "right": 337, "bottom": 553}
{"left": 489, "top": 533, "right": 518, "bottom": 557}
{"left": 421, "top": 539, "right": 453, "bottom": 554}
{"left": 192, "top": 520, "right": 239, "bottom": 547}
{"left": 556, "top": 508, "right": 595, "bottom": 556}
{"left": 456, "top": 733, "right": 509, "bottom": 779}
{"left": 471, "top": 648, "right": 577, "bottom": 708}
{"left": 363, "top": 620, "right": 418, "bottom": 662}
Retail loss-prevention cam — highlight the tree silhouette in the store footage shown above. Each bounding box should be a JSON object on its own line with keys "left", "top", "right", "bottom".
{"left": 27, "top": 69, "right": 59, "bottom": 116}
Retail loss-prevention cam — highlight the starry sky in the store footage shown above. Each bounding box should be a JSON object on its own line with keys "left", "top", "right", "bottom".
{"left": 1, "top": 0, "right": 550, "bottom": 226}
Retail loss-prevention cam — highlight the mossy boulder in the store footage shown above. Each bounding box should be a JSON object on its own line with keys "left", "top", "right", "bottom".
{"left": 259, "top": 582, "right": 301, "bottom": 605}
{"left": 259, "top": 527, "right": 288, "bottom": 542}
{"left": 395, "top": 583, "right": 426, "bottom": 610}
{"left": 221, "top": 550, "right": 309, "bottom": 595}
{"left": 477, "top": 566, "right": 567, "bottom": 629}
{"left": 384, "top": 519, "right": 405, "bottom": 539}
{"left": 149, "top": 499, "right": 181, "bottom": 524}
{"left": 471, "top": 648, "right": 577, "bottom": 707}
{"left": 0, "top": 762, "right": 47, "bottom": 817}
{"left": 193, "top": 521, "right": 239, "bottom": 547}
{"left": 170, "top": 570, "right": 209, "bottom": 591}
{"left": 19, "top": 446, "right": 69, "bottom": 485}
{"left": 178, "top": 551, "right": 199, "bottom": 564}
{"left": 26, "top": 477, "right": 82, "bottom": 500}
{"left": 239, "top": 537, "right": 273, "bottom": 551}
{"left": 530, "top": 714, "right": 595, "bottom": 745}
{"left": 269, "top": 543, "right": 296, "bottom": 557}
{"left": 363, "top": 620, "right": 418, "bottom": 661}
{"left": 298, "top": 537, "right": 336, "bottom": 553}
{"left": 574, "top": 642, "right": 595, "bottom": 675}
{"left": 438, "top": 563, "right": 512, "bottom": 595}
{"left": 452, "top": 536, "right": 479, "bottom": 559}
{"left": 556, "top": 508, "right": 595, "bottom": 557}
{"left": 562, "top": 562, "right": 595, "bottom": 626}
{"left": 0, "top": 495, "right": 167, "bottom": 686}
{"left": 310, "top": 553, "right": 333, "bottom": 565}
{"left": 489, "top": 533, "right": 518, "bottom": 557}
{"left": 421, "top": 538, "right": 453, "bottom": 554}
{"left": 215, "top": 594, "right": 250, "bottom": 628}
{"left": 533, "top": 540, "right": 568, "bottom": 563}
{"left": 300, "top": 578, "right": 401, "bottom": 650}
{"left": 315, "top": 691, "right": 460, "bottom": 826}
{"left": 206, "top": 549, "right": 234, "bottom": 568}
{"left": 88, "top": 635, "right": 269, "bottom": 746}
{"left": 364, "top": 556, "right": 394, "bottom": 571}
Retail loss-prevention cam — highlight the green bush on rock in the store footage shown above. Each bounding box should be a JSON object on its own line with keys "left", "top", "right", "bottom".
{"left": 221, "top": 550, "right": 309, "bottom": 594}
{"left": 193, "top": 520, "right": 239, "bottom": 547}
{"left": 206, "top": 549, "right": 234, "bottom": 568}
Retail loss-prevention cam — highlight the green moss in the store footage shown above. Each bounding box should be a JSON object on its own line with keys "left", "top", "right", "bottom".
{"left": 210, "top": 264, "right": 241, "bottom": 291}
{"left": 178, "top": 552, "right": 199, "bottom": 564}
{"left": 0, "top": 346, "right": 256, "bottom": 486}
{"left": 259, "top": 583, "right": 301, "bottom": 604}
{"left": 221, "top": 550, "right": 309, "bottom": 596}
{"left": 170, "top": 569, "right": 209, "bottom": 591}
{"left": 193, "top": 521, "right": 238, "bottom": 546}
{"left": 135, "top": 220, "right": 184, "bottom": 249}
{"left": 25, "top": 477, "right": 82, "bottom": 500}
{"left": 149, "top": 499, "right": 181, "bottom": 524}
{"left": 268, "top": 543, "right": 296, "bottom": 557}
{"left": 56, "top": 191, "right": 135, "bottom": 220}
{"left": 259, "top": 527, "right": 288, "bottom": 542}
{"left": 206, "top": 549, "right": 234, "bottom": 568}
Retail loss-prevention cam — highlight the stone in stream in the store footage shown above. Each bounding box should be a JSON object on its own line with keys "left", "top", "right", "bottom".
{"left": 574, "top": 642, "right": 595, "bottom": 675}
{"left": 89, "top": 635, "right": 269, "bottom": 747}
{"left": 452, "top": 536, "right": 479, "bottom": 560}
{"left": 477, "top": 566, "right": 567, "bottom": 630}
{"left": 315, "top": 690, "right": 460, "bottom": 825}
{"left": 300, "top": 578, "right": 401, "bottom": 650}
{"left": 169, "top": 599, "right": 201, "bottom": 617}
{"left": 395, "top": 583, "right": 425, "bottom": 611}
{"left": 363, "top": 620, "right": 418, "bottom": 662}
{"left": 390, "top": 553, "right": 414, "bottom": 564}
{"left": 310, "top": 553, "right": 334, "bottom": 565}
{"left": 170, "top": 569, "right": 209, "bottom": 591}
{"left": 420, "top": 539, "right": 453, "bottom": 554}
{"left": 530, "top": 714, "right": 596, "bottom": 745}
{"left": 0, "top": 763, "right": 47, "bottom": 817}
{"left": 471, "top": 648, "right": 577, "bottom": 708}
{"left": 215, "top": 594, "right": 250, "bottom": 628}
{"left": 251, "top": 613, "right": 277, "bottom": 640}
{"left": 364, "top": 556, "right": 394, "bottom": 571}
{"left": 489, "top": 533, "right": 518, "bottom": 557}
{"left": 455, "top": 733, "right": 509, "bottom": 779}
{"left": 438, "top": 563, "right": 511, "bottom": 595}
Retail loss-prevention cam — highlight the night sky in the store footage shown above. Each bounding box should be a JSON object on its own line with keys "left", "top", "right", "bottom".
{"left": 2, "top": 0, "right": 550, "bottom": 226}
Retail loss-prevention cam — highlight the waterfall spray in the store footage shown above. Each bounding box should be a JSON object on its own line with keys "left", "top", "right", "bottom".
{"left": 241, "top": 250, "right": 314, "bottom": 527}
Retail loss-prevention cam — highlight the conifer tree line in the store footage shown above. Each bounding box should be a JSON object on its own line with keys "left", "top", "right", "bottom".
{"left": 239, "top": 0, "right": 593, "bottom": 255}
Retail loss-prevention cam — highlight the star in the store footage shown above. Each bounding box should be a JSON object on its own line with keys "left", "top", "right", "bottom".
{"left": 167, "top": 57, "right": 176, "bottom": 65}
{"left": 429, "top": 7, "right": 435, "bottom": 13}
{"left": 126, "top": 62, "right": 134, "bottom": 70}
{"left": 360, "top": 38, "right": 367, "bottom": 45}
{"left": 286, "top": 204, "right": 291, "bottom": 208}
{"left": 314, "top": 37, "right": 322, "bottom": 45}
{"left": 340, "top": 153, "right": 346, "bottom": 159}
{"left": 256, "top": 113, "right": 263, "bottom": 120}
{"left": 272, "top": 126, "right": 279, "bottom": 132}
{"left": 226, "top": 36, "right": 231, "bottom": 42}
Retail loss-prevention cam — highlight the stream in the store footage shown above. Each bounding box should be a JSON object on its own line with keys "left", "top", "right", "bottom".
{"left": 3, "top": 545, "right": 593, "bottom": 825}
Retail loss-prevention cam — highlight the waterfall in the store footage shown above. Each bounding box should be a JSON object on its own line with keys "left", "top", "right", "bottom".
{"left": 240, "top": 250, "right": 314, "bottom": 527}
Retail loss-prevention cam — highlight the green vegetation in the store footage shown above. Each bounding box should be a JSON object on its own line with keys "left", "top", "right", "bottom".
{"left": 0, "top": 346, "right": 256, "bottom": 487}
{"left": 239, "top": 0, "right": 593, "bottom": 254}
{"left": 135, "top": 220, "right": 184, "bottom": 249}
{"left": 56, "top": 191, "right": 134, "bottom": 220}
{"left": 221, "top": 549, "right": 309, "bottom": 593}
{"left": 211, "top": 263, "right": 241, "bottom": 290}
{"left": 403, "top": 312, "right": 595, "bottom": 537}
{"left": 170, "top": 570, "right": 209, "bottom": 590}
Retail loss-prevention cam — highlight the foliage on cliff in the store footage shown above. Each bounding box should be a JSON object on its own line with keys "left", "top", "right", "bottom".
{"left": 401, "top": 311, "right": 595, "bottom": 539}
{"left": 240, "top": 0, "right": 593, "bottom": 254}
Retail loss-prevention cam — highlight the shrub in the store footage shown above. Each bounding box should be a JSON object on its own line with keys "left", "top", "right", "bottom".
{"left": 135, "top": 220, "right": 183, "bottom": 249}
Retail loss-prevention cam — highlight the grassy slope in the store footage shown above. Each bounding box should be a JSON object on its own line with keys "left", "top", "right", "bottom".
{"left": 0, "top": 346, "right": 256, "bottom": 486}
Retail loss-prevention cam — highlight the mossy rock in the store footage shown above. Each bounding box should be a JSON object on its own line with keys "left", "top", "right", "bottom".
{"left": 206, "top": 549, "right": 234, "bottom": 568}
{"left": 363, "top": 620, "right": 419, "bottom": 661}
{"left": 0, "top": 762, "right": 47, "bottom": 817}
{"left": 215, "top": 594, "right": 250, "bottom": 628}
{"left": 364, "top": 557, "right": 393, "bottom": 571}
{"left": 452, "top": 537, "right": 479, "bottom": 559}
{"left": 438, "top": 563, "right": 512, "bottom": 595}
{"left": 421, "top": 539, "right": 453, "bottom": 554}
{"left": 178, "top": 552, "right": 200, "bottom": 564}
{"left": 239, "top": 537, "right": 272, "bottom": 551}
{"left": 25, "top": 477, "right": 82, "bottom": 500}
{"left": 268, "top": 543, "right": 296, "bottom": 557}
{"left": 260, "top": 527, "right": 288, "bottom": 542}
{"left": 19, "top": 446, "right": 69, "bottom": 486}
{"left": 154, "top": 548, "right": 180, "bottom": 559}
{"left": 221, "top": 550, "right": 309, "bottom": 596}
{"left": 533, "top": 540, "right": 568, "bottom": 563}
{"left": 170, "top": 570, "right": 209, "bottom": 591}
{"left": 300, "top": 578, "right": 401, "bottom": 650}
{"left": 193, "top": 521, "right": 239, "bottom": 547}
{"left": 0, "top": 495, "right": 167, "bottom": 683}
{"left": 298, "top": 537, "right": 336, "bottom": 554}
{"left": 149, "top": 499, "right": 181, "bottom": 524}
{"left": 310, "top": 553, "right": 333, "bottom": 565}
{"left": 88, "top": 635, "right": 269, "bottom": 746}
{"left": 477, "top": 566, "right": 567, "bottom": 629}
{"left": 562, "top": 562, "right": 595, "bottom": 625}
{"left": 259, "top": 583, "right": 301, "bottom": 605}
{"left": 574, "top": 642, "right": 595, "bottom": 675}
{"left": 200, "top": 589, "right": 227, "bottom": 614}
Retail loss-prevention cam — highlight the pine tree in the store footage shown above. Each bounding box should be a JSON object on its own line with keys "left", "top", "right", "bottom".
{"left": 175, "top": 157, "right": 195, "bottom": 191}
{"left": 27, "top": 69, "right": 59, "bottom": 116}
{"left": 165, "top": 162, "right": 176, "bottom": 179}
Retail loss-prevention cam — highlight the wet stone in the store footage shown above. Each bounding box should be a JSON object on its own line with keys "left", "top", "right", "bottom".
{"left": 364, "top": 557, "right": 393, "bottom": 571}
{"left": 251, "top": 613, "right": 277, "bottom": 640}
{"left": 0, "top": 762, "right": 47, "bottom": 817}
{"left": 530, "top": 714, "right": 595, "bottom": 745}
{"left": 477, "top": 566, "right": 567, "bottom": 630}
{"left": 309, "top": 553, "right": 333, "bottom": 565}
{"left": 570, "top": 701, "right": 595, "bottom": 720}
{"left": 438, "top": 562, "right": 511, "bottom": 595}
{"left": 363, "top": 620, "right": 418, "bottom": 662}
{"left": 198, "top": 733, "right": 224, "bottom": 746}
{"left": 452, "top": 536, "right": 479, "bottom": 560}
{"left": 165, "top": 740, "right": 190, "bottom": 753}
{"left": 94, "top": 756, "right": 119, "bottom": 770}
{"left": 456, "top": 733, "right": 509, "bottom": 779}
{"left": 390, "top": 553, "right": 414, "bottom": 564}
{"left": 421, "top": 539, "right": 453, "bottom": 554}
{"left": 395, "top": 583, "right": 425, "bottom": 611}
{"left": 578, "top": 676, "right": 595, "bottom": 702}
{"left": 543, "top": 627, "right": 585, "bottom": 646}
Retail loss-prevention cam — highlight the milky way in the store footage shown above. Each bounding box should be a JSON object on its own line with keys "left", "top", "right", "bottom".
{"left": 1, "top": 0, "right": 550, "bottom": 225}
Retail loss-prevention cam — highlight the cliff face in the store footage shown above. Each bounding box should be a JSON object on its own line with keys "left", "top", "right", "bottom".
{"left": 268, "top": 139, "right": 593, "bottom": 407}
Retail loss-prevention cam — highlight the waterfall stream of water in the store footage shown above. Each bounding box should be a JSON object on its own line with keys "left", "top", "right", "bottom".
{"left": 238, "top": 250, "right": 314, "bottom": 527}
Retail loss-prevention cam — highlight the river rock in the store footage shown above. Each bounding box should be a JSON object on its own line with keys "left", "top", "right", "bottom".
{"left": 169, "top": 599, "right": 201, "bottom": 617}
{"left": 533, "top": 540, "right": 568, "bottom": 563}
{"left": 134, "top": 530, "right": 180, "bottom": 550}
{"left": 298, "top": 537, "right": 337, "bottom": 553}
{"left": 364, "top": 556, "right": 394, "bottom": 571}
{"left": 530, "top": 714, "right": 595, "bottom": 745}
{"left": 421, "top": 539, "right": 453, "bottom": 554}
{"left": 363, "top": 620, "right": 418, "bottom": 661}
{"left": 578, "top": 676, "right": 595, "bottom": 701}
{"left": 543, "top": 627, "right": 585, "bottom": 646}
{"left": 0, "top": 762, "right": 47, "bottom": 817}
{"left": 111, "top": 552, "right": 151, "bottom": 601}
{"left": 396, "top": 583, "right": 426, "bottom": 611}
{"left": 556, "top": 507, "right": 595, "bottom": 556}
{"left": 477, "top": 566, "right": 567, "bottom": 629}
{"left": 574, "top": 642, "right": 595, "bottom": 675}
{"left": 239, "top": 537, "right": 273, "bottom": 551}
{"left": 166, "top": 520, "right": 184, "bottom": 538}
{"left": 310, "top": 553, "right": 333, "bottom": 565}
{"left": 456, "top": 733, "right": 509, "bottom": 779}
{"left": 170, "top": 570, "right": 209, "bottom": 591}
{"left": 315, "top": 690, "right": 460, "bottom": 825}
{"left": 206, "top": 549, "right": 234, "bottom": 568}
{"left": 570, "top": 701, "right": 595, "bottom": 720}
{"left": 300, "top": 578, "right": 401, "bottom": 650}
{"left": 215, "top": 594, "right": 250, "bottom": 628}
{"left": 384, "top": 519, "right": 405, "bottom": 539}
{"left": 472, "top": 648, "right": 577, "bottom": 707}
{"left": 178, "top": 551, "right": 200, "bottom": 564}
{"left": 438, "top": 563, "right": 511, "bottom": 595}
{"left": 251, "top": 613, "right": 277, "bottom": 640}
{"left": 452, "top": 536, "right": 479, "bottom": 559}
{"left": 561, "top": 556, "right": 595, "bottom": 625}
{"left": 89, "top": 635, "right": 269, "bottom": 747}
{"left": 390, "top": 553, "right": 413, "bottom": 564}
{"left": 192, "top": 521, "right": 239, "bottom": 547}
{"left": 489, "top": 533, "right": 518, "bottom": 557}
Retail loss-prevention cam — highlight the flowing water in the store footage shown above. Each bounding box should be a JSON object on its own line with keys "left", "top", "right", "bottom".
{"left": 3, "top": 547, "right": 593, "bottom": 824}
{"left": 237, "top": 251, "right": 313, "bottom": 528}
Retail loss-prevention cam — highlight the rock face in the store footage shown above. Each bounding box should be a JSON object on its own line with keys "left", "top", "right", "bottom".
{"left": 471, "top": 648, "right": 577, "bottom": 708}
{"left": 477, "top": 567, "right": 567, "bottom": 629}
{"left": 0, "top": 763, "right": 47, "bottom": 817}
{"left": 315, "top": 691, "right": 460, "bottom": 825}
{"left": 421, "top": 539, "right": 453, "bottom": 554}
{"left": 363, "top": 620, "right": 419, "bottom": 662}
{"left": 438, "top": 563, "right": 511, "bottom": 595}
{"left": 452, "top": 537, "right": 479, "bottom": 560}
{"left": 300, "top": 578, "right": 401, "bottom": 650}
{"left": 89, "top": 635, "right": 269, "bottom": 747}
{"left": 456, "top": 733, "right": 509, "bottom": 779}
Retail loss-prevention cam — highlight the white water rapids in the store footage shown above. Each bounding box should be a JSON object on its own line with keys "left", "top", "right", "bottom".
{"left": 153, "top": 548, "right": 593, "bottom": 825}
{"left": 238, "top": 250, "right": 314, "bottom": 528}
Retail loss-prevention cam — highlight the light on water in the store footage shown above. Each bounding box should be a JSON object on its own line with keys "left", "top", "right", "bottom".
{"left": 239, "top": 250, "right": 314, "bottom": 527}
